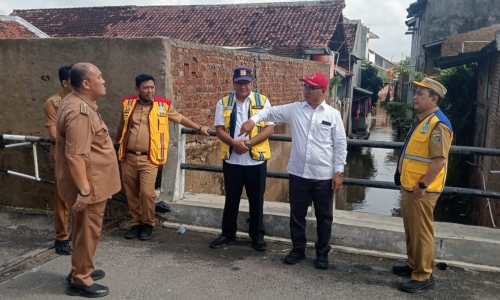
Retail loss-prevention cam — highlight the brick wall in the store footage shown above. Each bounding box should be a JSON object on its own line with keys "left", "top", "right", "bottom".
{"left": 168, "top": 39, "right": 329, "bottom": 201}
{"left": 472, "top": 52, "right": 500, "bottom": 227}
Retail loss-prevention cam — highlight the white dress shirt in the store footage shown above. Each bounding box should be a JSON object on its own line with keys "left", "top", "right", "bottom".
{"left": 214, "top": 93, "right": 274, "bottom": 166}
{"left": 250, "top": 100, "right": 347, "bottom": 180}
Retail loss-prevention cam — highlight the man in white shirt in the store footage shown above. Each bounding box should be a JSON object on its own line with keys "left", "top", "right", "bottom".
{"left": 239, "top": 72, "right": 347, "bottom": 269}
{"left": 210, "top": 66, "right": 274, "bottom": 251}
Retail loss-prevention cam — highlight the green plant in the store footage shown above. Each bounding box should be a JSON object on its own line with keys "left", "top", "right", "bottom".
{"left": 385, "top": 102, "right": 417, "bottom": 126}
{"left": 394, "top": 57, "right": 426, "bottom": 82}
{"left": 360, "top": 64, "right": 384, "bottom": 106}
{"left": 328, "top": 75, "right": 343, "bottom": 97}
{"left": 435, "top": 64, "right": 477, "bottom": 187}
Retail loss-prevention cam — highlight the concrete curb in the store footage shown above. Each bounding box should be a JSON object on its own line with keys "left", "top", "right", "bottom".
{"left": 160, "top": 193, "right": 500, "bottom": 269}
{"left": 160, "top": 221, "right": 500, "bottom": 274}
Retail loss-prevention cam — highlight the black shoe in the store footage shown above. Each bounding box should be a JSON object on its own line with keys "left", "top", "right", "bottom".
{"left": 65, "top": 283, "right": 109, "bottom": 298}
{"left": 393, "top": 265, "right": 414, "bottom": 277}
{"left": 210, "top": 235, "right": 236, "bottom": 249}
{"left": 250, "top": 237, "right": 267, "bottom": 252}
{"left": 54, "top": 240, "right": 72, "bottom": 255}
{"left": 125, "top": 225, "right": 142, "bottom": 239}
{"left": 66, "top": 270, "right": 106, "bottom": 283}
{"left": 315, "top": 254, "right": 329, "bottom": 270}
{"left": 284, "top": 248, "right": 306, "bottom": 265}
{"left": 139, "top": 225, "right": 153, "bottom": 241}
{"left": 401, "top": 276, "right": 435, "bottom": 293}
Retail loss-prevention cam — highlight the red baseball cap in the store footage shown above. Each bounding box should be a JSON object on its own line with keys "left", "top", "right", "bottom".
{"left": 299, "top": 72, "right": 329, "bottom": 90}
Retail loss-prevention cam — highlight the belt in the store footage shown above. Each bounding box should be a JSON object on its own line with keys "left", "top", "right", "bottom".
{"left": 126, "top": 149, "right": 149, "bottom": 156}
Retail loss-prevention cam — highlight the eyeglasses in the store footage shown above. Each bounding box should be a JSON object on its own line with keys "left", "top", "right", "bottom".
{"left": 303, "top": 84, "right": 323, "bottom": 91}
{"left": 234, "top": 81, "right": 251, "bottom": 86}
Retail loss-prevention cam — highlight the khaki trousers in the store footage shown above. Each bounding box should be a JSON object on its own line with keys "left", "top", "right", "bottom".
{"left": 121, "top": 153, "right": 158, "bottom": 226}
{"left": 401, "top": 188, "right": 439, "bottom": 281}
{"left": 69, "top": 200, "right": 107, "bottom": 286}
{"left": 50, "top": 147, "right": 70, "bottom": 241}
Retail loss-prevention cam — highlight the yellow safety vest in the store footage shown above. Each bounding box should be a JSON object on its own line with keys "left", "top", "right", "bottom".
{"left": 220, "top": 92, "right": 271, "bottom": 161}
{"left": 117, "top": 96, "right": 170, "bottom": 166}
{"left": 400, "top": 110, "right": 453, "bottom": 193}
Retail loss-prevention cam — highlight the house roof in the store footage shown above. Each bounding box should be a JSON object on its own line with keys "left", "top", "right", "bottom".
{"left": 434, "top": 31, "right": 500, "bottom": 69}
{"left": 0, "top": 16, "right": 49, "bottom": 38}
{"left": 406, "top": 0, "right": 428, "bottom": 18}
{"left": 441, "top": 23, "right": 500, "bottom": 56}
{"left": 0, "top": 21, "right": 37, "bottom": 38}
{"left": 344, "top": 23, "right": 357, "bottom": 53}
{"left": 12, "top": 1, "right": 346, "bottom": 48}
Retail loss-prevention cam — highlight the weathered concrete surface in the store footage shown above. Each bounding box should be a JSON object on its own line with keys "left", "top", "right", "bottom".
{"left": 0, "top": 37, "right": 171, "bottom": 215}
{"left": 1, "top": 217, "right": 500, "bottom": 300}
{"left": 162, "top": 193, "right": 500, "bottom": 268}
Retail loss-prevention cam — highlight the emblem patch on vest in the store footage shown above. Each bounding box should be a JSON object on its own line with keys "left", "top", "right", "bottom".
{"left": 420, "top": 124, "right": 430, "bottom": 134}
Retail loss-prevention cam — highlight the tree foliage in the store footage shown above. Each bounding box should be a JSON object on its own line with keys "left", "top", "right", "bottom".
{"left": 360, "top": 64, "right": 384, "bottom": 105}
{"left": 328, "top": 75, "right": 343, "bottom": 97}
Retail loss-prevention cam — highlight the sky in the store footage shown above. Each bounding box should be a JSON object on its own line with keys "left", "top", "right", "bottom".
{"left": 0, "top": 0, "right": 414, "bottom": 61}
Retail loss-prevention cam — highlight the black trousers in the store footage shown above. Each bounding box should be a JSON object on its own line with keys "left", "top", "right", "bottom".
{"left": 289, "top": 174, "right": 334, "bottom": 256}
{"left": 221, "top": 161, "right": 266, "bottom": 240}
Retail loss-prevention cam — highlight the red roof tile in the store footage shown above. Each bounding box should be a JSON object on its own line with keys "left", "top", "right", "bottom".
{"left": 0, "top": 20, "right": 38, "bottom": 38}
{"left": 12, "top": 1, "right": 345, "bottom": 48}
{"left": 344, "top": 23, "right": 357, "bottom": 53}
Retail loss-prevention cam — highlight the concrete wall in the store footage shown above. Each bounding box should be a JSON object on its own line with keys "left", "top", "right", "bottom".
{"left": 472, "top": 51, "right": 500, "bottom": 227}
{"left": 0, "top": 37, "right": 171, "bottom": 216}
{"left": 0, "top": 37, "right": 329, "bottom": 215}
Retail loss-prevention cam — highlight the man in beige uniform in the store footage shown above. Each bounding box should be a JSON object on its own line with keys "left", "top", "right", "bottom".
{"left": 114, "top": 74, "right": 209, "bottom": 240}
{"left": 55, "top": 62, "right": 121, "bottom": 298}
{"left": 44, "top": 64, "right": 73, "bottom": 255}
{"left": 393, "top": 78, "right": 453, "bottom": 293}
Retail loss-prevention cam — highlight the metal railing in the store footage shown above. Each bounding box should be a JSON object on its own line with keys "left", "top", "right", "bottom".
{"left": 180, "top": 128, "right": 500, "bottom": 200}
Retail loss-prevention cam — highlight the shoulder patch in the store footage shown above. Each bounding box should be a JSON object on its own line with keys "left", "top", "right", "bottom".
{"left": 80, "top": 103, "right": 89, "bottom": 115}
{"left": 50, "top": 96, "right": 62, "bottom": 106}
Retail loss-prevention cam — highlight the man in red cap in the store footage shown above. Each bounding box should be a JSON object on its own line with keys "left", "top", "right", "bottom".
{"left": 239, "top": 72, "right": 347, "bottom": 269}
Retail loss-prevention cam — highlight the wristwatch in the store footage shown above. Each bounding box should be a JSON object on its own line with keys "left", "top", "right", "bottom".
{"left": 245, "top": 141, "right": 252, "bottom": 148}
{"left": 335, "top": 171, "right": 344, "bottom": 177}
{"left": 418, "top": 181, "right": 428, "bottom": 189}
{"left": 196, "top": 124, "right": 202, "bottom": 132}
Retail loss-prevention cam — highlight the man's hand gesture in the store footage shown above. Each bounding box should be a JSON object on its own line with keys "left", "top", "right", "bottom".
{"left": 239, "top": 120, "right": 256, "bottom": 137}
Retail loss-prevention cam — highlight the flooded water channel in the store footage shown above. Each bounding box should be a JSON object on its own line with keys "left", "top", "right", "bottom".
{"left": 336, "top": 105, "right": 405, "bottom": 217}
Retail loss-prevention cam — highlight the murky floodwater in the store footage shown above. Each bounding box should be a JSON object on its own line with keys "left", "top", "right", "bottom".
{"left": 336, "top": 105, "right": 404, "bottom": 217}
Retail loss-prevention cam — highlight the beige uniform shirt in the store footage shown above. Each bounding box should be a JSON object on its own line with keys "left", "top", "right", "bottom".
{"left": 55, "top": 90, "right": 121, "bottom": 203}
{"left": 398, "top": 107, "right": 453, "bottom": 173}
{"left": 114, "top": 100, "right": 184, "bottom": 152}
{"left": 44, "top": 93, "right": 62, "bottom": 129}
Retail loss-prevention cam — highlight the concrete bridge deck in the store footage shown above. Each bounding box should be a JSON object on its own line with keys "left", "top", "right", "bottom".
{"left": 1, "top": 209, "right": 500, "bottom": 300}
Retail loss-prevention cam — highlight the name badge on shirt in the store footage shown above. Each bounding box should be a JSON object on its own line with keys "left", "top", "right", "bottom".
{"left": 321, "top": 120, "right": 332, "bottom": 126}
{"left": 251, "top": 105, "right": 263, "bottom": 109}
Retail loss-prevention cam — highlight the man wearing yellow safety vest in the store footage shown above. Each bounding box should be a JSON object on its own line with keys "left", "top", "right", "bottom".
{"left": 114, "top": 74, "right": 209, "bottom": 241}
{"left": 210, "top": 66, "right": 274, "bottom": 251}
{"left": 393, "top": 77, "right": 453, "bottom": 293}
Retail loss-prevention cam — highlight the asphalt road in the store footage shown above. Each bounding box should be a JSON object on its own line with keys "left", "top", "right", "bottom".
{"left": 1, "top": 218, "right": 500, "bottom": 300}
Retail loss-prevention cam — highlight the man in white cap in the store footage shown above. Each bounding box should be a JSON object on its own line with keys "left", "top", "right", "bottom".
{"left": 392, "top": 77, "right": 453, "bottom": 293}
